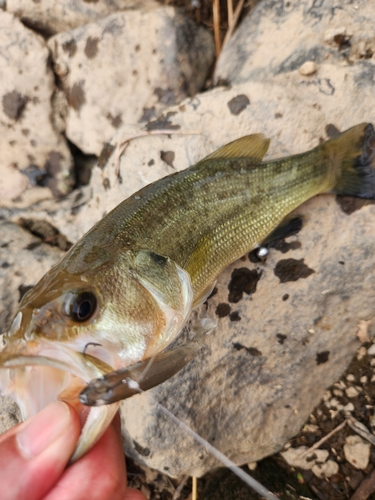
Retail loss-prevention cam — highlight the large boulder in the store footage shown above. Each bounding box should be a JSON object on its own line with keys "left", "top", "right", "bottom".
{"left": 215, "top": 0, "right": 375, "bottom": 84}
{"left": 0, "top": 12, "right": 74, "bottom": 202}
{"left": 6, "top": 0, "right": 159, "bottom": 36}
{"left": 48, "top": 8, "right": 215, "bottom": 155}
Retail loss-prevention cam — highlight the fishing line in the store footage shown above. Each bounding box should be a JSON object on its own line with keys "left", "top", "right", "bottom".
{"left": 125, "top": 378, "right": 280, "bottom": 500}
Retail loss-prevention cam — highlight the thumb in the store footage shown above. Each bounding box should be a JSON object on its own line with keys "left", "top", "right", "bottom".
{"left": 0, "top": 401, "right": 81, "bottom": 500}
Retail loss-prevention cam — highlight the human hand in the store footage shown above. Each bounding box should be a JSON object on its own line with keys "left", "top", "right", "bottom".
{"left": 0, "top": 401, "right": 146, "bottom": 500}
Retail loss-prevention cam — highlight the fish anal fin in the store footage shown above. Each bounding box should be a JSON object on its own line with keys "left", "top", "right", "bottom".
{"left": 201, "top": 134, "right": 270, "bottom": 162}
{"left": 261, "top": 215, "right": 305, "bottom": 246}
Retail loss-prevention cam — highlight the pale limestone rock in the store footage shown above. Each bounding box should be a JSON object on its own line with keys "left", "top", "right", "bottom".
{"left": 367, "top": 343, "right": 375, "bottom": 355}
{"left": 281, "top": 447, "right": 329, "bottom": 470}
{"left": 344, "top": 435, "right": 371, "bottom": 470}
{"left": 48, "top": 8, "right": 214, "bottom": 155}
{"left": 312, "top": 460, "right": 339, "bottom": 478}
{"left": 346, "top": 386, "right": 361, "bottom": 398}
{"left": 299, "top": 61, "right": 317, "bottom": 76}
{"left": 0, "top": 164, "right": 29, "bottom": 201}
{"left": 0, "top": 12, "right": 73, "bottom": 201}
{"left": 7, "top": 0, "right": 159, "bottom": 35}
{"left": 215, "top": 0, "right": 375, "bottom": 84}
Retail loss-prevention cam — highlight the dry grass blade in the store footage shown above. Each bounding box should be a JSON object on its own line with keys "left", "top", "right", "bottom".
{"left": 213, "top": 0, "right": 221, "bottom": 57}
{"left": 192, "top": 476, "right": 197, "bottom": 500}
{"left": 227, "top": 0, "right": 234, "bottom": 28}
{"left": 172, "top": 476, "right": 189, "bottom": 500}
{"left": 222, "top": 0, "right": 245, "bottom": 49}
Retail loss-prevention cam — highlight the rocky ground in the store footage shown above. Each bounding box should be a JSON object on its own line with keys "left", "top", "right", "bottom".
{"left": 1, "top": 0, "right": 375, "bottom": 499}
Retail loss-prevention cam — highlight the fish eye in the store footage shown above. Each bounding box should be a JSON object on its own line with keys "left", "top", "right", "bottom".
{"left": 65, "top": 292, "right": 97, "bottom": 323}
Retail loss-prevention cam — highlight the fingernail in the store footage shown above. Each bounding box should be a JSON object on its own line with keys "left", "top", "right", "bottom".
{"left": 16, "top": 401, "right": 71, "bottom": 460}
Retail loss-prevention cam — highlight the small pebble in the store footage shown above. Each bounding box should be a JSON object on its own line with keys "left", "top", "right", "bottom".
{"left": 247, "top": 462, "right": 257, "bottom": 471}
{"left": 281, "top": 447, "right": 329, "bottom": 470}
{"left": 370, "top": 358, "right": 375, "bottom": 366}
{"left": 329, "top": 398, "right": 340, "bottom": 408}
{"left": 346, "top": 374, "right": 356, "bottom": 382}
{"left": 357, "top": 346, "right": 367, "bottom": 360}
{"left": 346, "top": 386, "right": 360, "bottom": 398}
{"left": 360, "top": 376, "right": 368, "bottom": 384}
{"left": 367, "top": 344, "right": 375, "bottom": 356}
{"left": 344, "top": 435, "right": 371, "bottom": 470}
{"left": 371, "top": 374, "right": 375, "bottom": 383}
{"left": 333, "top": 389, "right": 344, "bottom": 397}
{"left": 312, "top": 460, "right": 339, "bottom": 478}
{"left": 299, "top": 61, "right": 318, "bottom": 76}
{"left": 303, "top": 424, "right": 319, "bottom": 433}
{"left": 342, "top": 402, "right": 354, "bottom": 412}
{"left": 323, "top": 390, "right": 331, "bottom": 401}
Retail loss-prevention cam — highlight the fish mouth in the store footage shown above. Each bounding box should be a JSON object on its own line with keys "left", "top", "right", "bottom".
{"left": 0, "top": 339, "right": 120, "bottom": 462}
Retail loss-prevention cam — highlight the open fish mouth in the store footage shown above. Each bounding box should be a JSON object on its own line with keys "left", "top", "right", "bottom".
{"left": 0, "top": 339, "right": 120, "bottom": 462}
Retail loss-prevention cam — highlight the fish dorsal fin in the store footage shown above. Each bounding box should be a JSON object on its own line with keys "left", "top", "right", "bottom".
{"left": 201, "top": 134, "right": 270, "bottom": 162}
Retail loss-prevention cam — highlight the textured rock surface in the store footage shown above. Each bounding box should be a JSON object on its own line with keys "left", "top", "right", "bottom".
{"left": 48, "top": 8, "right": 215, "bottom": 155}
{"left": 7, "top": 0, "right": 158, "bottom": 35}
{"left": 0, "top": 12, "right": 74, "bottom": 201}
{"left": 215, "top": 0, "right": 375, "bottom": 84}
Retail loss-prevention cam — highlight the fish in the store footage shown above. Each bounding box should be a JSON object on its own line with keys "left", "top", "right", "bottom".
{"left": 1, "top": 122, "right": 375, "bottom": 462}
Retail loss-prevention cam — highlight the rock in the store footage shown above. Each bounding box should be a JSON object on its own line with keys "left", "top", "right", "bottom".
{"left": 0, "top": 12, "right": 74, "bottom": 202}
{"left": 0, "top": 220, "right": 64, "bottom": 334}
{"left": 312, "top": 460, "right": 339, "bottom": 478}
{"left": 344, "top": 435, "right": 371, "bottom": 470}
{"left": 215, "top": 0, "right": 375, "bottom": 84}
{"left": 281, "top": 447, "right": 329, "bottom": 470}
{"left": 346, "top": 386, "right": 360, "bottom": 398}
{"left": 48, "top": 8, "right": 214, "bottom": 155}
{"left": 299, "top": 61, "right": 318, "bottom": 76}
{"left": 367, "top": 344, "right": 375, "bottom": 355}
{"left": 7, "top": 0, "right": 159, "bottom": 36}
{"left": 342, "top": 403, "right": 355, "bottom": 413}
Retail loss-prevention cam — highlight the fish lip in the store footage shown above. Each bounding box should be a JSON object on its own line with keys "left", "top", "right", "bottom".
{"left": 0, "top": 338, "right": 114, "bottom": 380}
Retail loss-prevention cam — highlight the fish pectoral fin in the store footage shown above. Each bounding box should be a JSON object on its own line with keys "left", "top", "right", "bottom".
{"left": 200, "top": 133, "right": 270, "bottom": 162}
{"left": 261, "top": 215, "right": 305, "bottom": 246}
{"left": 79, "top": 338, "right": 205, "bottom": 406}
{"left": 133, "top": 249, "right": 193, "bottom": 314}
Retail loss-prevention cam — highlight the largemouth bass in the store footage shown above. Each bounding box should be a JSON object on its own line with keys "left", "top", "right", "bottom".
{"left": 1, "top": 123, "right": 375, "bottom": 461}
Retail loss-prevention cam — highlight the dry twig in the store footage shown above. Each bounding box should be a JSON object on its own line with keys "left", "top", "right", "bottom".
{"left": 222, "top": 0, "right": 245, "bottom": 49}
{"left": 213, "top": 0, "right": 221, "bottom": 57}
{"left": 351, "top": 467, "right": 375, "bottom": 500}
{"left": 297, "top": 419, "right": 347, "bottom": 459}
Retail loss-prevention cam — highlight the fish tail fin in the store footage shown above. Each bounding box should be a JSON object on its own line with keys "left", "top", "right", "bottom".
{"left": 324, "top": 123, "right": 375, "bottom": 198}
